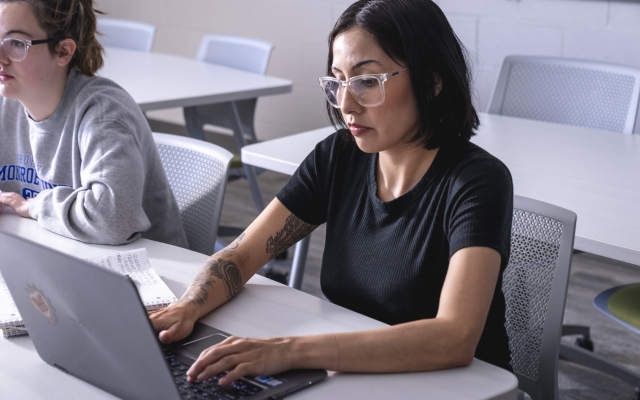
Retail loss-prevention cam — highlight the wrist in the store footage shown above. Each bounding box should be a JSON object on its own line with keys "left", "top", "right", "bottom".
{"left": 173, "top": 299, "right": 204, "bottom": 322}
{"left": 288, "top": 335, "right": 336, "bottom": 371}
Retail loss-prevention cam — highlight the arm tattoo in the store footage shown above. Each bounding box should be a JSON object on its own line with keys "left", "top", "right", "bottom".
{"left": 218, "top": 232, "right": 245, "bottom": 257}
{"left": 184, "top": 259, "right": 244, "bottom": 305}
{"left": 183, "top": 234, "right": 245, "bottom": 305}
{"left": 265, "top": 214, "right": 316, "bottom": 259}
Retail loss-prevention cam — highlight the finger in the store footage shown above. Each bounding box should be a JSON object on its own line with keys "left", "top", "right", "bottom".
{"left": 192, "top": 354, "right": 246, "bottom": 383}
{"left": 0, "top": 194, "right": 22, "bottom": 209}
{"left": 218, "top": 362, "right": 254, "bottom": 386}
{"left": 189, "top": 349, "right": 243, "bottom": 382}
{"left": 159, "top": 320, "right": 194, "bottom": 344}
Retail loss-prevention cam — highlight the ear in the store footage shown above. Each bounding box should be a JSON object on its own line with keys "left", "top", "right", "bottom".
{"left": 55, "top": 38, "right": 77, "bottom": 67}
{"left": 434, "top": 73, "right": 443, "bottom": 96}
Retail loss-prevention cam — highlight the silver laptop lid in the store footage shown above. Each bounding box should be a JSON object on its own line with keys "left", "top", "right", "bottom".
{"left": 0, "top": 230, "right": 181, "bottom": 400}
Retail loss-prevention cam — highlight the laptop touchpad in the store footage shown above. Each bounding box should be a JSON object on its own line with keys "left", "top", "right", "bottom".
{"left": 177, "top": 333, "right": 228, "bottom": 358}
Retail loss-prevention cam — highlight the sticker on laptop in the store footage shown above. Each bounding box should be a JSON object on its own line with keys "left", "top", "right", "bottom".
{"left": 254, "top": 376, "right": 285, "bottom": 386}
{"left": 25, "top": 284, "right": 57, "bottom": 324}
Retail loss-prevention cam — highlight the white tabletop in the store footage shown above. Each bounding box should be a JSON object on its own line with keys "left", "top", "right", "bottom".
{"left": 0, "top": 211, "right": 517, "bottom": 400}
{"left": 241, "top": 114, "right": 640, "bottom": 267}
{"left": 99, "top": 48, "right": 292, "bottom": 112}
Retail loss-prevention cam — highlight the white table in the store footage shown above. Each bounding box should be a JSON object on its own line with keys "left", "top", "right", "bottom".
{"left": 100, "top": 48, "right": 292, "bottom": 113}
{"left": 0, "top": 211, "right": 517, "bottom": 400}
{"left": 242, "top": 114, "right": 640, "bottom": 270}
{"left": 100, "top": 47, "right": 293, "bottom": 214}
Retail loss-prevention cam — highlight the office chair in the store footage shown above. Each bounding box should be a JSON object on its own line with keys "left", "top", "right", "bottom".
{"left": 489, "top": 55, "right": 640, "bottom": 398}
{"left": 97, "top": 18, "right": 157, "bottom": 53}
{"left": 153, "top": 133, "right": 233, "bottom": 255}
{"left": 488, "top": 55, "right": 640, "bottom": 134}
{"left": 503, "top": 195, "right": 577, "bottom": 400}
{"left": 183, "top": 34, "right": 274, "bottom": 214}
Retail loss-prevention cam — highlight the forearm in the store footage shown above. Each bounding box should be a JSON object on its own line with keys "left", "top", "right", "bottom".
{"left": 291, "top": 318, "right": 477, "bottom": 373}
{"left": 180, "top": 240, "right": 249, "bottom": 318}
{"left": 29, "top": 186, "right": 150, "bottom": 245}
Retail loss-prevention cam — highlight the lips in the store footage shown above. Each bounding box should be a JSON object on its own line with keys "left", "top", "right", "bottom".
{"left": 348, "top": 123, "right": 371, "bottom": 136}
{"left": 0, "top": 72, "right": 15, "bottom": 82}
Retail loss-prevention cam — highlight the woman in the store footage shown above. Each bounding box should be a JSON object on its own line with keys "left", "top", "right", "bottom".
{"left": 0, "top": 0, "right": 187, "bottom": 247}
{"left": 150, "top": 0, "right": 513, "bottom": 385}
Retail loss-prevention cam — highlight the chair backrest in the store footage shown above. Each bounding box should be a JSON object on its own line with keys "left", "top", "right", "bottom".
{"left": 153, "top": 133, "right": 233, "bottom": 255}
{"left": 97, "top": 18, "right": 157, "bottom": 53}
{"left": 196, "top": 34, "right": 274, "bottom": 75}
{"left": 488, "top": 56, "right": 640, "bottom": 134}
{"left": 503, "top": 195, "right": 577, "bottom": 400}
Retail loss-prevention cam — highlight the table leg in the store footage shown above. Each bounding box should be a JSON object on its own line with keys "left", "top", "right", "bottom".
{"left": 289, "top": 235, "right": 311, "bottom": 290}
{"left": 229, "top": 102, "right": 274, "bottom": 273}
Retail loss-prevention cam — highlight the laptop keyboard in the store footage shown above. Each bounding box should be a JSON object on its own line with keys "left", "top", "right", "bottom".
{"left": 163, "top": 348, "right": 265, "bottom": 400}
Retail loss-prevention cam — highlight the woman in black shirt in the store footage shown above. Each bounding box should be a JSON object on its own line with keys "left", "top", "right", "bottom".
{"left": 150, "top": 0, "right": 513, "bottom": 385}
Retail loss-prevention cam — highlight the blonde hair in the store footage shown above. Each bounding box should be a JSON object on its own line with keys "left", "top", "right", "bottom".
{"left": 3, "top": 0, "right": 104, "bottom": 76}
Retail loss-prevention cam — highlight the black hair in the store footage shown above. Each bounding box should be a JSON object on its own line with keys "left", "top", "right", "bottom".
{"left": 327, "top": 0, "right": 478, "bottom": 149}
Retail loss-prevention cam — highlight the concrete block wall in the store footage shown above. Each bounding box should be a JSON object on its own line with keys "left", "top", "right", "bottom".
{"left": 95, "top": 0, "right": 640, "bottom": 140}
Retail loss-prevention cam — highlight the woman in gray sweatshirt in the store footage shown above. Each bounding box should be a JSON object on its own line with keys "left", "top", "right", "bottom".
{"left": 0, "top": 0, "right": 187, "bottom": 248}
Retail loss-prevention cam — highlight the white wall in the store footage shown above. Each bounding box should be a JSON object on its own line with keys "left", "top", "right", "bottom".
{"left": 95, "top": 0, "right": 640, "bottom": 140}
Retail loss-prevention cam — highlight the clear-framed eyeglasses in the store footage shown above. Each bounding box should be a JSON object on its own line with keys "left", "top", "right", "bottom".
{"left": 318, "top": 68, "right": 409, "bottom": 108}
{"left": 0, "top": 37, "right": 61, "bottom": 62}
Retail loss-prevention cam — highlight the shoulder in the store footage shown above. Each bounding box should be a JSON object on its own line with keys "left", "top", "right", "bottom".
{"left": 67, "top": 69, "right": 142, "bottom": 125}
{"left": 446, "top": 140, "right": 512, "bottom": 187}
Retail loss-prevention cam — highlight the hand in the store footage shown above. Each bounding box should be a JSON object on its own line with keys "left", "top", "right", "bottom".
{"left": 149, "top": 301, "right": 200, "bottom": 345}
{"left": 186, "top": 336, "right": 295, "bottom": 386}
{"left": 0, "top": 192, "right": 33, "bottom": 218}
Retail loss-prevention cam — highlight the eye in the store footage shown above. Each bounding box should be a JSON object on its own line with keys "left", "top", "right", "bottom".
{"left": 359, "top": 78, "right": 378, "bottom": 88}
{"left": 8, "top": 39, "right": 26, "bottom": 48}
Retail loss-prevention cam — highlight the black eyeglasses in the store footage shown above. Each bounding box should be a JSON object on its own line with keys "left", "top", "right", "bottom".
{"left": 0, "top": 37, "right": 61, "bottom": 62}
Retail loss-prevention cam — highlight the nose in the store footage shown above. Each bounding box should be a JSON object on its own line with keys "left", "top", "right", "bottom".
{"left": 339, "top": 85, "right": 363, "bottom": 115}
{"left": 0, "top": 44, "right": 10, "bottom": 64}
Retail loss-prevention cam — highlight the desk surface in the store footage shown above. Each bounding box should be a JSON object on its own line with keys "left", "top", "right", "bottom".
{"left": 0, "top": 211, "right": 517, "bottom": 400}
{"left": 99, "top": 48, "right": 292, "bottom": 112}
{"left": 241, "top": 114, "right": 640, "bottom": 267}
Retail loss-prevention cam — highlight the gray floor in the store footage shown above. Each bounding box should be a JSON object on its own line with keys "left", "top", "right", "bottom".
{"left": 151, "top": 121, "right": 640, "bottom": 399}
{"left": 219, "top": 170, "right": 640, "bottom": 400}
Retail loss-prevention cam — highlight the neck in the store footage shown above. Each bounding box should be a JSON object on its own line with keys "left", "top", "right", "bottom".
{"left": 21, "top": 68, "right": 69, "bottom": 122}
{"left": 376, "top": 142, "right": 439, "bottom": 202}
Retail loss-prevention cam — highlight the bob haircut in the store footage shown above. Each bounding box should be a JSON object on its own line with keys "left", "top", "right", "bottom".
{"left": 327, "top": 0, "right": 478, "bottom": 149}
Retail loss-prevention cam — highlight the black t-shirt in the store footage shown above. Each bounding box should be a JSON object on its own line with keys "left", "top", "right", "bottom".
{"left": 277, "top": 133, "right": 513, "bottom": 370}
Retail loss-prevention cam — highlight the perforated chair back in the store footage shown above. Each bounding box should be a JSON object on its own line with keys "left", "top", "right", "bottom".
{"left": 196, "top": 34, "right": 273, "bottom": 74}
{"left": 488, "top": 56, "right": 640, "bottom": 134}
{"left": 503, "top": 196, "right": 577, "bottom": 400}
{"left": 97, "top": 18, "right": 156, "bottom": 53}
{"left": 153, "top": 133, "right": 233, "bottom": 255}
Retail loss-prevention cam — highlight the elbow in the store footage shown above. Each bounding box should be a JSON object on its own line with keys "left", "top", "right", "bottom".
{"left": 451, "top": 349, "right": 475, "bottom": 368}
{"left": 444, "top": 330, "right": 478, "bottom": 369}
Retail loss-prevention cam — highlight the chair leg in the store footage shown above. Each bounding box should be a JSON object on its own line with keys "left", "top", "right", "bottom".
{"left": 288, "top": 235, "right": 311, "bottom": 290}
{"left": 184, "top": 107, "right": 206, "bottom": 141}
{"left": 562, "top": 324, "right": 594, "bottom": 351}
{"left": 559, "top": 342, "right": 640, "bottom": 389}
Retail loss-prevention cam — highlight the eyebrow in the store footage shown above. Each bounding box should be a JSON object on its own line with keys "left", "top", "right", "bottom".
{"left": 331, "top": 59, "right": 382, "bottom": 73}
{"left": 5, "top": 30, "right": 34, "bottom": 38}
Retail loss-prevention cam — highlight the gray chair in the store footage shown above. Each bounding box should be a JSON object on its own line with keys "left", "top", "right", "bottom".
{"left": 504, "top": 195, "right": 577, "bottom": 400}
{"left": 490, "top": 55, "right": 640, "bottom": 398}
{"left": 153, "top": 133, "right": 233, "bottom": 255}
{"left": 183, "top": 34, "right": 274, "bottom": 214}
{"left": 488, "top": 55, "right": 640, "bottom": 134}
{"left": 97, "top": 18, "right": 157, "bottom": 52}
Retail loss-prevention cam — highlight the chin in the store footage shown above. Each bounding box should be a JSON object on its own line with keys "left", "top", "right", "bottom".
{"left": 0, "top": 86, "right": 20, "bottom": 100}
{"left": 353, "top": 136, "right": 385, "bottom": 154}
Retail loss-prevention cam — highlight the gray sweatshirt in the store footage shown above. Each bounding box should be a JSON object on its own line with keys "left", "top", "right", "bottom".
{"left": 0, "top": 68, "right": 188, "bottom": 248}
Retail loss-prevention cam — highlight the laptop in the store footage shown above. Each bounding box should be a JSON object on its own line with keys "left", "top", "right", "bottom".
{"left": 0, "top": 230, "right": 327, "bottom": 400}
